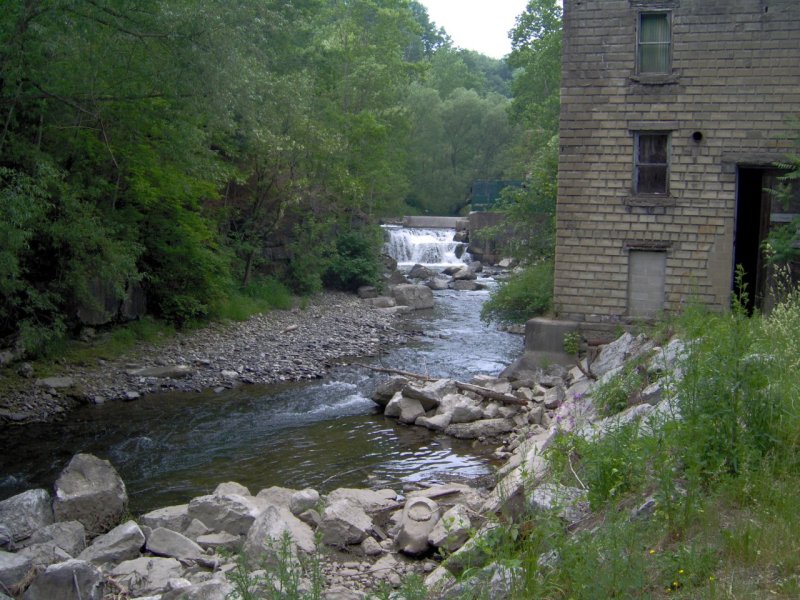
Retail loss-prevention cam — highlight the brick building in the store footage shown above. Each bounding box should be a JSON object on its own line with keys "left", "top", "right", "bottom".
{"left": 554, "top": 0, "right": 800, "bottom": 331}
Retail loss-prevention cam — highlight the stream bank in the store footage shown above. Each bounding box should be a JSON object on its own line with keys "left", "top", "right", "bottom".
{"left": 0, "top": 292, "right": 407, "bottom": 426}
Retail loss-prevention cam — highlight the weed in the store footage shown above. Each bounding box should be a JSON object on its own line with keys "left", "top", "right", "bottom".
{"left": 226, "top": 532, "right": 323, "bottom": 600}
{"left": 592, "top": 364, "right": 645, "bottom": 416}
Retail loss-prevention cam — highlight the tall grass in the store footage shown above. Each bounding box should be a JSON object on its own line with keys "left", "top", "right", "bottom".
{"left": 213, "top": 276, "right": 294, "bottom": 321}
{"left": 454, "top": 282, "right": 800, "bottom": 599}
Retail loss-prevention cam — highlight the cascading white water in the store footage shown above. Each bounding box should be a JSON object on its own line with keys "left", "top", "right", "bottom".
{"left": 383, "top": 226, "right": 469, "bottom": 267}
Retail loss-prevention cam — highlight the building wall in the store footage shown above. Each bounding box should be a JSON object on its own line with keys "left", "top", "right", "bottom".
{"left": 555, "top": 0, "right": 800, "bottom": 325}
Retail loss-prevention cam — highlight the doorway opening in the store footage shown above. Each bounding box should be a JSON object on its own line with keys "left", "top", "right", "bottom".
{"left": 734, "top": 168, "right": 772, "bottom": 313}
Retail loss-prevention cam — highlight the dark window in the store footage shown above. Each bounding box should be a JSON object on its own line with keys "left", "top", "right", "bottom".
{"left": 635, "top": 133, "right": 669, "bottom": 194}
{"left": 638, "top": 12, "right": 671, "bottom": 74}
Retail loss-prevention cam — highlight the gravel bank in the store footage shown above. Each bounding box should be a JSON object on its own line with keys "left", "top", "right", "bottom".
{"left": 0, "top": 292, "right": 407, "bottom": 425}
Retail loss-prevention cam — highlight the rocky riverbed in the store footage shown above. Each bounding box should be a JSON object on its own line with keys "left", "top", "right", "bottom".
{"left": 0, "top": 292, "right": 408, "bottom": 425}
{"left": 0, "top": 331, "right": 687, "bottom": 599}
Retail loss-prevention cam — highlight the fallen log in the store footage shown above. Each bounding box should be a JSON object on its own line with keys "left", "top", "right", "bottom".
{"left": 351, "top": 363, "right": 528, "bottom": 406}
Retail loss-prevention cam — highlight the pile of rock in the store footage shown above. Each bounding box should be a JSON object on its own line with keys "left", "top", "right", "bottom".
{"left": 357, "top": 261, "right": 492, "bottom": 314}
{"left": 0, "top": 331, "right": 687, "bottom": 599}
{"left": 0, "top": 454, "right": 487, "bottom": 599}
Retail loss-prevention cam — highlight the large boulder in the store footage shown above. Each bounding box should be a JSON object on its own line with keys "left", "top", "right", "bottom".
{"left": 590, "top": 333, "right": 653, "bottom": 378}
{"left": 243, "top": 505, "right": 316, "bottom": 565}
{"left": 427, "top": 504, "right": 471, "bottom": 553}
{"left": 213, "top": 481, "right": 250, "bottom": 497}
{"left": 408, "top": 264, "right": 434, "bottom": 280}
{"left": 391, "top": 284, "right": 434, "bottom": 310}
{"left": 451, "top": 266, "right": 477, "bottom": 281}
{"left": 77, "top": 520, "right": 144, "bottom": 565}
{"left": 27, "top": 521, "right": 86, "bottom": 557}
{"left": 425, "top": 276, "right": 450, "bottom": 291}
{"left": 187, "top": 493, "right": 261, "bottom": 536}
{"left": 52, "top": 454, "right": 128, "bottom": 537}
{"left": 0, "top": 489, "right": 53, "bottom": 545}
{"left": 0, "top": 550, "right": 32, "bottom": 591}
{"left": 146, "top": 527, "right": 205, "bottom": 562}
{"left": 402, "top": 379, "right": 456, "bottom": 411}
{"left": 255, "top": 486, "right": 295, "bottom": 510}
{"left": 451, "top": 280, "right": 483, "bottom": 291}
{"left": 438, "top": 393, "right": 483, "bottom": 424}
{"left": 397, "top": 397, "right": 425, "bottom": 424}
{"left": 22, "top": 559, "right": 104, "bottom": 600}
{"left": 110, "top": 557, "right": 183, "bottom": 596}
{"left": 139, "top": 504, "right": 190, "bottom": 534}
{"left": 319, "top": 500, "right": 373, "bottom": 546}
{"left": 395, "top": 497, "right": 440, "bottom": 556}
{"left": 289, "top": 489, "right": 320, "bottom": 516}
{"left": 370, "top": 376, "right": 408, "bottom": 408}
{"left": 325, "top": 488, "right": 397, "bottom": 514}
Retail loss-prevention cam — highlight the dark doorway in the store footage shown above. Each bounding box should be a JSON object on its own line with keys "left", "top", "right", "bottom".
{"left": 734, "top": 168, "right": 772, "bottom": 312}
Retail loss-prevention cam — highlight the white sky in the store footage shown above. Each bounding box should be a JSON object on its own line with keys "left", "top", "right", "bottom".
{"left": 418, "top": 0, "right": 531, "bottom": 59}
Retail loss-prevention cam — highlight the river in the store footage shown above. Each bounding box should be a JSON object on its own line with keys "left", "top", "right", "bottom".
{"left": 0, "top": 227, "right": 522, "bottom": 514}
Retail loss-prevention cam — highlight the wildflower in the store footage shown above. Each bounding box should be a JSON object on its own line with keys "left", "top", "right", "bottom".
{"left": 678, "top": 569, "right": 684, "bottom": 574}
{"left": 649, "top": 549, "right": 656, "bottom": 555}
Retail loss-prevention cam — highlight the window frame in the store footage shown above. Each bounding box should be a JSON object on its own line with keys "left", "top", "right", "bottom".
{"left": 636, "top": 11, "right": 672, "bottom": 76}
{"left": 633, "top": 131, "right": 671, "bottom": 197}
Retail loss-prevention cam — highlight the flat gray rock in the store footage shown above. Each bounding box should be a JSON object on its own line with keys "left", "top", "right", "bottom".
{"left": 146, "top": 527, "right": 205, "bottom": 562}
{"left": 27, "top": 521, "right": 86, "bottom": 557}
{"left": 0, "top": 489, "right": 53, "bottom": 544}
{"left": 77, "top": 521, "right": 144, "bottom": 565}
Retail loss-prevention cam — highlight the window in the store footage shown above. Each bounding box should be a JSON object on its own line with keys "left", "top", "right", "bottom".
{"left": 638, "top": 12, "right": 671, "bottom": 74}
{"left": 634, "top": 133, "right": 669, "bottom": 195}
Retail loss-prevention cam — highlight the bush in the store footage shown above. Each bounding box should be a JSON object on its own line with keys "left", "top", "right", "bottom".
{"left": 480, "top": 260, "right": 553, "bottom": 324}
{"left": 322, "top": 230, "right": 382, "bottom": 292}
{"left": 212, "top": 277, "right": 293, "bottom": 321}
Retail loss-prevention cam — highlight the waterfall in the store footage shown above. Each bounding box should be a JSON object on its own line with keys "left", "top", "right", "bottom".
{"left": 383, "top": 226, "right": 469, "bottom": 267}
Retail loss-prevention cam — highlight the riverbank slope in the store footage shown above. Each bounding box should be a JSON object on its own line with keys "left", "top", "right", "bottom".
{"left": 0, "top": 293, "right": 406, "bottom": 425}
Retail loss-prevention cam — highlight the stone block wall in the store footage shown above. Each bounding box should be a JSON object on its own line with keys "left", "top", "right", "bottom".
{"left": 555, "top": 0, "right": 800, "bottom": 324}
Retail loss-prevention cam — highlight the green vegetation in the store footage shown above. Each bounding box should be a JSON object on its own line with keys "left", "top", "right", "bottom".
{"left": 454, "top": 284, "right": 800, "bottom": 599}
{"left": 481, "top": 0, "right": 562, "bottom": 324}
{"left": 764, "top": 119, "right": 800, "bottom": 264}
{"left": 480, "top": 260, "right": 553, "bottom": 324}
{"left": 226, "top": 534, "right": 324, "bottom": 600}
{"left": 322, "top": 229, "right": 384, "bottom": 293}
{"left": 0, "top": 0, "right": 524, "bottom": 357}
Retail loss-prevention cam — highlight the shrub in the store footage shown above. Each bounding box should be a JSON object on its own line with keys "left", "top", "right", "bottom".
{"left": 322, "top": 230, "right": 382, "bottom": 292}
{"left": 593, "top": 365, "right": 645, "bottom": 416}
{"left": 480, "top": 260, "right": 553, "bottom": 324}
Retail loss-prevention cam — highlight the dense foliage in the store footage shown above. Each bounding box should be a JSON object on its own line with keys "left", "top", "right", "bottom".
{"left": 481, "top": 0, "right": 562, "bottom": 324}
{"left": 0, "top": 0, "right": 522, "bottom": 353}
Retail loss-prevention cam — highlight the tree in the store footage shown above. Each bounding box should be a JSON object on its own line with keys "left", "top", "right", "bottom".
{"left": 508, "top": 0, "right": 563, "bottom": 151}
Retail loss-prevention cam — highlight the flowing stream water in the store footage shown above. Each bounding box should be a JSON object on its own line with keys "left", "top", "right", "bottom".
{"left": 0, "top": 227, "right": 522, "bottom": 513}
